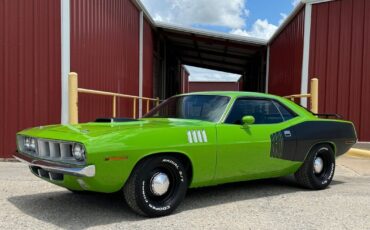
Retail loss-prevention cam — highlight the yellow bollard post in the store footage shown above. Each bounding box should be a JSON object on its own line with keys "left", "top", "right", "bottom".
{"left": 112, "top": 96, "right": 117, "bottom": 118}
{"left": 68, "top": 72, "right": 78, "bottom": 124}
{"left": 156, "top": 97, "right": 160, "bottom": 107}
{"left": 310, "top": 78, "right": 319, "bottom": 114}
{"left": 146, "top": 99, "right": 150, "bottom": 113}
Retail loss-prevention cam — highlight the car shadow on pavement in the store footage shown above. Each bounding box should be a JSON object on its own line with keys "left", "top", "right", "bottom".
{"left": 7, "top": 176, "right": 344, "bottom": 228}
{"left": 179, "top": 176, "right": 343, "bottom": 212}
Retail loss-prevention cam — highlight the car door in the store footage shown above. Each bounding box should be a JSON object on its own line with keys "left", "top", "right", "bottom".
{"left": 215, "top": 97, "right": 300, "bottom": 183}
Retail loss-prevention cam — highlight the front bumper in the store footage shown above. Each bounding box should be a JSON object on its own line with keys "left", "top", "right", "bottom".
{"left": 14, "top": 151, "right": 95, "bottom": 177}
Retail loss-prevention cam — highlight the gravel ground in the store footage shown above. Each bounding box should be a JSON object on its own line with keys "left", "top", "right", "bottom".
{"left": 0, "top": 155, "right": 369, "bottom": 230}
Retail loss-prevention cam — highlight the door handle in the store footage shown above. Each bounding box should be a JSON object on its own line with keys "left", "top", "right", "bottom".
{"left": 283, "top": 130, "right": 292, "bottom": 138}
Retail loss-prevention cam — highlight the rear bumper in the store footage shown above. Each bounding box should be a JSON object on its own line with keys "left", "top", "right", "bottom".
{"left": 13, "top": 151, "right": 95, "bottom": 177}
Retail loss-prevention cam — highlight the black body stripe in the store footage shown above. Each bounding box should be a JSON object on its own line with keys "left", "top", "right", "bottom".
{"left": 270, "top": 121, "right": 357, "bottom": 162}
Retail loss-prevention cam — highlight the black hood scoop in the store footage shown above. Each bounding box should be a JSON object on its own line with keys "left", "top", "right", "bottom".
{"left": 95, "top": 118, "right": 138, "bottom": 123}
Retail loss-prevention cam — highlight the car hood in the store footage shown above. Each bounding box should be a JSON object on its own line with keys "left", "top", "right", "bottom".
{"left": 18, "top": 118, "right": 214, "bottom": 141}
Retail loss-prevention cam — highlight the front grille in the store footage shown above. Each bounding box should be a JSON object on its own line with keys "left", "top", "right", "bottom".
{"left": 37, "top": 140, "right": 74, "bottom": 159}
{"left": 17, "top": 135, "right": 85, "bottom": 165}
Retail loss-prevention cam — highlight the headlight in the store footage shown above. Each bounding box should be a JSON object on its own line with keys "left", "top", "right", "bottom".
{"left": 72, "top": 143, "right": 85, "bottom": 161}
{"left": 24, "top": 137, "right": 31, "bottom": 149}
{"left": 30, "top": 138, "right": 36, "bottom": 150}
{"left": 24, "top": 137, "right": 36, "bottom": 151}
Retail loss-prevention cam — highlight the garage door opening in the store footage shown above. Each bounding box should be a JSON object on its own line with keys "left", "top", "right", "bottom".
{"left": 151, "top": 23, "right": 268, "bottom": 100}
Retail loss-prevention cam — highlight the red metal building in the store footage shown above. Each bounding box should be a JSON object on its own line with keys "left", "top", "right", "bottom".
{"left": 1, "top": 0, "right": 370, "bottom": 158}
{"left": 267, "top": 0, "right": 370, "bottom": 142}
{"left": 0, "top": 0, "right": 157, "bottom": 158}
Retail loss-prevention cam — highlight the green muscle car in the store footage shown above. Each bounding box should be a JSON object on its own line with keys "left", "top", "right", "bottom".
{"left": 14, "top": 92, "right": 357, "bottom": 217}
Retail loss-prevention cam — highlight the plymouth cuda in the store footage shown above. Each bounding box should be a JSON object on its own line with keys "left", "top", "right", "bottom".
{"left": 14, "top": 92, "right": 357, "bottom": 217}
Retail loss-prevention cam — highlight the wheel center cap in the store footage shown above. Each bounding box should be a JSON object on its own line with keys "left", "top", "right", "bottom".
{"left": 150, "top": 172, "right": 170, "bottom": 196}
{"left": 314, "top": 157, "right": 324, "bottom": 174}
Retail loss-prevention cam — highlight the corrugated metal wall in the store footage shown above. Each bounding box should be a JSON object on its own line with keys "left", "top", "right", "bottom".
{"left": 189, "top": 82, "right": 240, "bottom": 92}
{"left": 268, "top": 7, "right": 305, "bottom": 96}
{"left": 70, "top": 0, "right": 140, "bottom": 122}
{"left": 0, "top": 0, "right": 61, "bottom": 158}
{"left": 309, "top": 0, "right": 370, "bottom": 141}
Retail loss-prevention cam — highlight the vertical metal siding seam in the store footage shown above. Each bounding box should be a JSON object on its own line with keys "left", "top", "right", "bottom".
{"left": 139, "top": 11, "right": 144, "bottom": 117}
{"left": 300, "top": 3, "right": 312, "bottom": 107}
{"left": 265, "top": 46, "right": 270, "bottom": 93}
{"left": 61, "top": 0, "right": 70, "bottom": 124}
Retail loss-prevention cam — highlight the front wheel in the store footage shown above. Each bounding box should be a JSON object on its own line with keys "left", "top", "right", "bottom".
{"left": 294, "top": 144, "right": 335, "bottom": 190}
{"left": 123, "top": 155, "right": 188, "bottom": 217}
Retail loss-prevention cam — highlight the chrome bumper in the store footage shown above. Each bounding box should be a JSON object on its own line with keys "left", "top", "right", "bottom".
{"left": 14, "top": 151, "right": 95, "bottom": 177}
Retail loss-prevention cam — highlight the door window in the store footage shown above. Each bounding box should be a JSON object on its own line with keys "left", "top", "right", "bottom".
{"left": 225, "top": 99, "right": 293, "bottom": 124}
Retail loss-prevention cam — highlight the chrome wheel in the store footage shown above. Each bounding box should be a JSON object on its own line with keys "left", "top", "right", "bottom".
{"left": 313, "top": 156, "right": 324, "bottom": 174}
{"left": 150, "top": 172, "right": 170, "bottom": 196}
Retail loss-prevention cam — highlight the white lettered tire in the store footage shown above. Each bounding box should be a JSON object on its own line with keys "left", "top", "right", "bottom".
{"left": 123, "top": 155, "right": 188, "bottom": 217}
{"left": 295, "top": 144, "right": 335, "bottom": 190}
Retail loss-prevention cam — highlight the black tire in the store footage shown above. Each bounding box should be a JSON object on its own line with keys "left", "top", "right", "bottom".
{"left": 123, "top": 155, "right": 188, "bottom": 217}
{"left": 294, "top": 144, "right": 335, "bottom": 190}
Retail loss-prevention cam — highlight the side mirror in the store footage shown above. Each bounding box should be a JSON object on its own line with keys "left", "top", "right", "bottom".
{"left": 242, "top": 115, "right": 255, "bottom": 126}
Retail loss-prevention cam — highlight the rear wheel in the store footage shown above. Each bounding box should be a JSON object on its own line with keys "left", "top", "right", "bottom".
{"left": 294, "top": 144, "right": 335, "bottom": 190}
{"left": 123, "top": 155, "right": 188, "bottom": 217}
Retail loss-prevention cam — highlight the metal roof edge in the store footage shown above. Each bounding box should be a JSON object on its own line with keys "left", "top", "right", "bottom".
{"left": 268, "top": 2, "right": 306, "bottom": 44}
{"left": 268, "top": 0, "right": 335, "bottom": 44}
{"left": 182, "top": 65, "right": 190, "bottom": 75}
{"left": 133, "top": 0, "right": 335, "bottom": 48}
{"left": 155, "top": 21, "right": 267, "bottom": 46}
{"left": 303, "top": 0, "right": 335, "bottom": 4}
{"left": 131, "top": 0, "right": 156, "bottom": 26}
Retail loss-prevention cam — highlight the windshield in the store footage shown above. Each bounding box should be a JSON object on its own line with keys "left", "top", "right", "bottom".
{"left": 144, "top": 95, "right": 230, "bottom": 122}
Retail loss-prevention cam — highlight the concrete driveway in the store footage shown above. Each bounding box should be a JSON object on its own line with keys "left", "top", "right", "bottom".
{"left": 0, "top": 155, "right": 369, "bottom": 230}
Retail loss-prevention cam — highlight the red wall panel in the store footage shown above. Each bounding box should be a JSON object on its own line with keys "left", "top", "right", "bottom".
{"left": 0, "top": 0, "right": 61, "bottom": 158}
{"left": 309, "top": 0, "right": 370, "bottom": 141}
{"left": 189, "top": 82, "right": 240, "bottom": 92}
{"left": 268, "top": 7, "right": 305, "bottom": 96}
{"left": 71, "top": 0, "right": 140, "bottom": 122}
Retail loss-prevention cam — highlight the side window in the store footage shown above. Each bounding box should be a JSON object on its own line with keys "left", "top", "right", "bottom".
{"left": 272, "top": 101, "right": 297, "bottom": 121}
{"left": 225, "top": 99, "right": 284, "bottom": 124}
